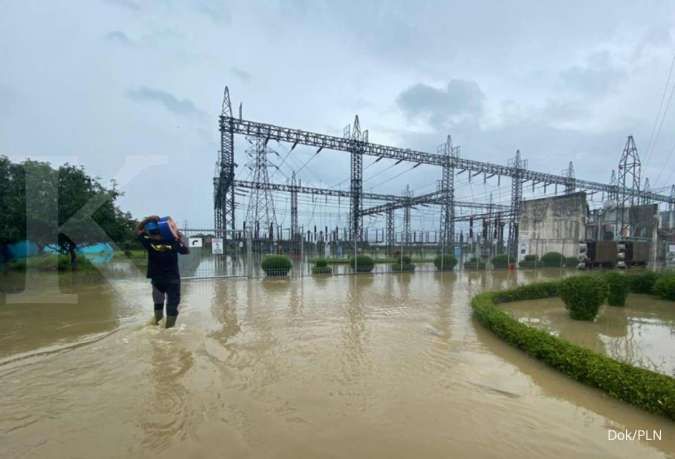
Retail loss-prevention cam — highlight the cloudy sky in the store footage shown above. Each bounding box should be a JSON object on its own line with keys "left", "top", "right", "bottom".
{"left": 2, "top": 0, "right": 675, "bottom": 231}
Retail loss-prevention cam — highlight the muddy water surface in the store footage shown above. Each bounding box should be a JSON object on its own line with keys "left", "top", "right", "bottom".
{"left": 1, "top": 269, "right": 673, "bottom": 458}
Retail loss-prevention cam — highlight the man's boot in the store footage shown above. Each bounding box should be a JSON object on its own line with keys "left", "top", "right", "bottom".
{"left": 154, "top": 310, "right": 164, "bottom": 325}
{"left": 165, "top": 315, "right": 177, "bottom": 329}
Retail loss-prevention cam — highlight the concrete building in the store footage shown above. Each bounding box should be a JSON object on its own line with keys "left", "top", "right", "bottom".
{"left": 517, "top": 192, "right": 588, "bottom": 261}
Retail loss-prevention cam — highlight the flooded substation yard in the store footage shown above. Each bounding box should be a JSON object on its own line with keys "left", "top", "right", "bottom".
{"left": 1, "top": 269, "right": 673, "bottom": 459}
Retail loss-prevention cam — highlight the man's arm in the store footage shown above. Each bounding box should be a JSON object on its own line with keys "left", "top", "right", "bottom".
{"left": 174, "top": 232, "right": 190, "bottom": 255}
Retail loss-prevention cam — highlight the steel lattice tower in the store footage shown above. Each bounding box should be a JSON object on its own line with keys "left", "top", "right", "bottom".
{"left": 386, "top": 208, "right": 395, "bottom": 253}
{"left": 438, "top": 135, "right": 457, "bottom": 250}
{"left": 348, "top": 115, "right": 367, "bottom": 241}
{"left": 508, "top": 150, "right": 526, "bottom": 259}
{"left": 565, "top": 161, "right": 575, "bottom": 193}
{"left": 403, "top": 184, "right": 412, "bottom": 246}
{"left": 245, "top": 139, "right": 277, "bottom": 239}
{"left": 290, "top": 171, "right": 299, "bottom": 240}
{"left": 617, "top": 136, "right": 642, "bottom": 237}
{"left": 215, "top": 87, "right": 236, "bottom": 238}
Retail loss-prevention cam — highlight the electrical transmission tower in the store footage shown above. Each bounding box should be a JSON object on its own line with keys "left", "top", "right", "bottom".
{"left": 617, "top": 136, "right": 642, "bottom": 237}
{"left": 214, "top": 87, "right": 236, "bottom": 238}
{"left": 245, "top": 139, "right": 277, "bottom": 239}
{"left": 438, "top": 135, "right": 458, "bottom": 251}
{"left": 565, "top": 161, "right": 575, "bottom": 193}
{"left": 346, "top": 115, "right": 368, "bottom": 241}
{"left": 508, "top": 150, "right": 527, "bottom": 259}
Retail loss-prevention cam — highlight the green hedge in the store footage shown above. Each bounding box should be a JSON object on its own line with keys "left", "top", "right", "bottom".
{"left": 350, "top": 255, "right": 374, "bottom": 273}
{"left": 605, "top": 272, "right": 629, "bottom": 306}
{"left": 315, "top": 258, "right": 328, "bottom": 268}
{"left": 654, "top": 274, "right": 675, "bottom": 301}
{"left": 559, "top": 275, "right": 607, "bottom": 320}
{"left": 433, "top": 254, "right": 457, "bottom": 271}
{"left": 312, "top": 265, "right": 332, "bottom": 275}
{"left": 540, "top": 251, "right": 564, "bottom": 267}
{"left": 491, "top": 254, "right": 510, "bottom": 269}
{"left": 471, "top": 283, "right": 675, "bottom": 420}
{"left": 626, "top": 271, "right": 660, "bottom": 294}
{"left": 464, "top": 258, "right": 486, "bottom": 270}
{"left": 7, "top": 254, "right": 98, "bottom": 272}
{"left": 261, "top": 255, "right": 292, "bottom": 276}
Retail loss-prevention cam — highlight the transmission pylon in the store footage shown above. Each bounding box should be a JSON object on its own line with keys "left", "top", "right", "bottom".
{"left": 348, "top": 115, "right": 367, "bottom": 241}
{"left": 245, "top": 139, "right": 277, "bottom": 240}
{"left": 617, "top": 136, "right": 642, "bottom": 237}
{"left": 565, "top": 161, "right": 575, "bottom": 193}
{"left": 642, "top": 177, "right": 651, "bottom": 205}
{"left": 215, "top": 86, "right": 236, "bottom": 239}
{"left": 508, "top": 150, "right": 526, "bottom": 259}
{"left": 290, "top": 171, "right": 299, "bottom": 240}
{"left": 403, "top": 184, "right": 412, "bottom": 247}
{"left": 438, "top": 135, "right": 458, "bottom": 250}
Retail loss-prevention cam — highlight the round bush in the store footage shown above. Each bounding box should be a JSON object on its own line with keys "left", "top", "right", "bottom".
{"left": 653, "top": 274, "right": 675, "bottom": 301}
{"left": 434, "top": 254, "right": 457, "bottom": 271}
{"left": 559, "top": 275, "right": 607, "bottom": 321}
{"left": 540, "top": 252, "right": 564, "bottom": 267}
{"left": 491, "top": 254, "right": 510, "bottom": 269}
{"left": 605, "top": 271, "right": 629, "bottom": 306}
{"left": 464, "top": 258, "right": 486, "bottom": 270}
{"left": 261, "top": 255, "right": 292, "bottom": 276}
{"left": 312, "top": 265, "right": 332, "bottom": 275}
{"left": 628, "top": 271, "right": 660, "bottom": 294}
{"left": 315, "top": 258, "right": 328, "bottom": 268}
{"left": 350, "top": 255, "right": 374, "bottom": 273}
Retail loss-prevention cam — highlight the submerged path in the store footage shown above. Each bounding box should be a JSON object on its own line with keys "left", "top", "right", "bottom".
{"left": 0, "top": 270, "right": 673, "bottom": 458}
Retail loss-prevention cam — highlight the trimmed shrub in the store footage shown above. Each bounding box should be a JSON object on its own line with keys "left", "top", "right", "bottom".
{"left": 654, "top": 274, "right": 675, "bottom": 301}
{"left": 491, "top": 254, "right": 510, "bottom": 269}
{"left": 433, "top": 253, "right": 457, "bottom": 271}
{"left": 540, "top": 251, "right": 564, "bottom": 267}
{"left": 518, "top": 254, "right": 538, "bottom": 269}
{"left": 464, "top": 257, "right": 486, "bottom": 270}
{"left": 565, "top": 256, "right": 579, "bottom": 268}
{"left": 471, "top": 285, "right": 675, "bottom": 420}
{"left": 312, "top": 259, "right": 332, "bottom": 275}
{"left": 605, "top": 271, "right": 629, "bottom": 306}
{"left": 627, "top": 271, "right": 660, "bottom": 294}
{"left": 392, "top": 256, "right": 415, "bottom": 272}
{"left": 350, "top": 255, "right": 374, "bottom": 273}
{"left": 559, "top": 275, "right": 607, "bottom": 320}
{"left": 7, "top": 254, "right": 98, "bottom": 272}
{"left": 261, "top": 255, "right": 292, "bottom": 276}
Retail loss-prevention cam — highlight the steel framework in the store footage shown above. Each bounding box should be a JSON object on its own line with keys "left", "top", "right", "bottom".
{"left": 617, "top": 135, "right": 642, "bottom": 236}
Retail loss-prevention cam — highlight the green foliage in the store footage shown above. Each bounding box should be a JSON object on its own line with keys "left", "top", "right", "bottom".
{"left": 350, "top": 255, "right": 374, "bottom": 273}
{"left": 6, "top": 254, "right": 98, "bottom": 272}
{"left": 492, "top": 281, "right": 559, "bottom": 303}
{"left": 540, "top": 251, "right": 564, "bottom": 267}
{"left": 464, "top": 257, "right": 486, "bottom": 270}
{"left": 0, "top": 156, "right": 137, "bottom": 253}
{"left": 605, "top": 272, "right": 629, "bottom": 306}
{"left": 627, "top": 271, "right": 660, "bottom": 294}
{"left": 312, "top": 265, "right": 332, "bottom": 275}
{"left": 491, "top": 254, "right": 510, "bottom": 269}
{"left": 434, "top": 253, "right": 457, "bottom": 271}
{"left": 565, "top": 256, "right": 579, "bottom": 268}
{"left": 314, "top": 258, "right": 328, "bottom": 268}
{"left": 392, "top": 255, "right": 415, "bottom": 272}
{"left": 471, "top": 286, "right": 675, "bottom": 420}
{"left": 559, "top": 275, "right": 607, "bottom": 320}
{"left": 518, "top": 254, "right": 538, "bottom": 269}
{"left": 653, "top": 274, "right": 675, "bottom": 301}
{"left": 261, "top": 255, "right": 292, "bottom": 276}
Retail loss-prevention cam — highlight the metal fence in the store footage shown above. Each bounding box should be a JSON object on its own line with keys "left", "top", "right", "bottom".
{"left": 176, "top": 229, "right": 616, "bottom": 280}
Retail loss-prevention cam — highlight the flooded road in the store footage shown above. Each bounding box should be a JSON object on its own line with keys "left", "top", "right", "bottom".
{"left": 1, "top": 270, "right": 673, "bottom": 458}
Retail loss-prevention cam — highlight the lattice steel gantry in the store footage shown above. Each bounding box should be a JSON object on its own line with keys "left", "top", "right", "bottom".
{"left": 438, "top": 135, "right": 457, "bottom": 251}
{"left": 617, "top": 135, "right": 642, "bottom": 237}
{"left": 215, "top": 87, "right": 236, "bottom": 238}
{"left": 508, "top": 150, "right": 526, "bottom": 259}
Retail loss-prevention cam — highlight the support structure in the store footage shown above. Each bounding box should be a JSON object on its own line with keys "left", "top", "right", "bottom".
{"left": 617, "top": 135, "right": 642, "bottom": 237}
{"left": 403, "top": 185, "right": 411, "bottom": 246}
{"left": 508, "top": 150, "right": 526, "bottom": 259}
{"left": 349, "top": 116, "right": 365, "bottom": 241}
{"left": 245, "top": 139, "right": 277, "bottom": 239}
{"left": 438, "top": 135, "right": 457, "bottom": 250}
{"left": 386, "top": 208, "right": 394, "bottom": 253}
{"left": 291, "top": 171, "right": 299, "bottom": 239}
{"left": 565, "top": 161, "right": 575, "bottom": 194}
{"left": 214, "top": 87, "right": 236, "bottom": 238}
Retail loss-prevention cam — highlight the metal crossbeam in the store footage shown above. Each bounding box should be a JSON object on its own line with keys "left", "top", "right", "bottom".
{"left": 222, "top": 116, "right": 675, "bottom": 203}
{"left": 358, "top": 190, "right": 508, "bottom": 216}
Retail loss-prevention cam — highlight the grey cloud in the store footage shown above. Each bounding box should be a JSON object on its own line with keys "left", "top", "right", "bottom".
{"left": 104, "top": 0, "right": 141, "bottom": 11}
{"left": 396, "top": 80, "right": 485, "bottom": 128}
{"left": 540, "top": 99, "right": 590, "bottom": 123}
{"left": 126, "top": 86, "right": 203, "bottom": 117}
{"left": 559, "top": 51, "right": 626, "bottom": 97}
{"left": 231, "top": 67, "right": 252, "bottom": 83}
{"left": 105, "top": 30, "right": 133, "bottom": 46}
{"left": 193, "top": 0, "right": 232, "bottom": 24}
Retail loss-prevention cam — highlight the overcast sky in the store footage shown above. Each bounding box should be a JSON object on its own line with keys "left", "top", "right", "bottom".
{"left": 2, "top": 1, "right": 675, "bottom": 230}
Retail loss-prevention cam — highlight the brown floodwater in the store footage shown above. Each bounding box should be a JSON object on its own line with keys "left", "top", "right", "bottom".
{"left": 0, "top": 269, "right": 673, "bottom": 458}
{"left": 504, "top": 295, "right": 675, "bottom": 377}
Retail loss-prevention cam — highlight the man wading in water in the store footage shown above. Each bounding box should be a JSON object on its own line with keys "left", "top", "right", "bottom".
{"left": 136, "top": 216, "right": 189, "bottom": 328}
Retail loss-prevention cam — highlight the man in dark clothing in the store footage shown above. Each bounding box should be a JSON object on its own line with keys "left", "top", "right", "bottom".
{"left": 136, "top": 216, "right": 189, "bottom": 328}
